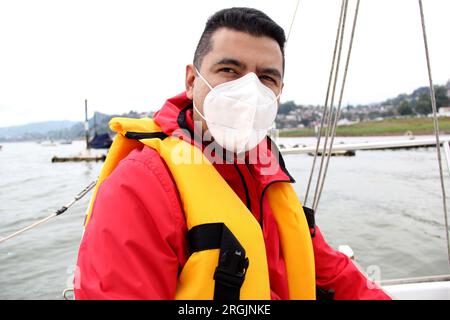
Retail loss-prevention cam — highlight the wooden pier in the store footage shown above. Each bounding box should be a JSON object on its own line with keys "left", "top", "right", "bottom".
{"left": 279, "top": 137, "right": 450, "bottom": 155}
{"left": 307, "top": 150, "right": 356, "bottom": 157}
{"left": 51, "top": 154, "right": 106, "bottom": 163}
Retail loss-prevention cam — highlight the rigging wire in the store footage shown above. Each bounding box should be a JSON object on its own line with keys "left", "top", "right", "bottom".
{"left": 312, "top": 0, "right": 350, "bottom": 211}
{"left": 0, "top": 180, "right": 97, "bottom": 244}
{"left": 314, "top": 0, "right": 360, "bottom": 212}
{"left": 285, "top": 0, "right": 301, "bottom": 49}
{"left": 417, "top": 0, "right": 450, "bottom": 267}
{"left": 304, "top": 0, "right": 347, "bottom": 207}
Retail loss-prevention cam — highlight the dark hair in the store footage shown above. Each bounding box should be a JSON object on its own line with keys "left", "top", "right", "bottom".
{"left": 193, "top": 7, "right": 286, "bottom": 70}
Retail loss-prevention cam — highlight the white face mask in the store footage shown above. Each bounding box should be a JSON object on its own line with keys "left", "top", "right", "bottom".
{"left": 193, "top": 68, "right": 281, "bottom": 154}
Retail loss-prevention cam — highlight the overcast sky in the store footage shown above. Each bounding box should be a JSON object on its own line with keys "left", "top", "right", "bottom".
{"left": 0, "top": 0, "right": 449, "bottom": 127}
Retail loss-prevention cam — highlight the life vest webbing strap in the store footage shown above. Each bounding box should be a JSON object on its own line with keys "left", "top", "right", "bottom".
{"left": 316, "top": 286, "right": 335, "bottom": 300}
{"left": 124, "top": 131, "right": 168, "bottom": 140}
{"left": 188, "top": 223, "right": 249, "bottom": 300}
{"left": 302, "top": 206, "right": 316, "bottom": 238}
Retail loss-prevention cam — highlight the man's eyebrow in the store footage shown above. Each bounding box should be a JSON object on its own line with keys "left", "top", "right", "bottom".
{"left": 214, "top": 58, "right": 282, "bottom": 79}
{"left": 257, "top": 67, "right": 282, "bottom": 79}
{"left": 214, "top": 58, "right": 246, "bottom": 69}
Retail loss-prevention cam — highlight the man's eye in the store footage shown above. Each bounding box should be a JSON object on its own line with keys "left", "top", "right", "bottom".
{"left": 219, "top": 68, "right": 236, "bottom": 74}
{"left": 260, "top": 75, "right": 276, "bottom": 84}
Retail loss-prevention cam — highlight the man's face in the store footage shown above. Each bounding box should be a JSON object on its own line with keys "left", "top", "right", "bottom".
{"left": 185, "top": 27, "right": 284, "bottom": 132}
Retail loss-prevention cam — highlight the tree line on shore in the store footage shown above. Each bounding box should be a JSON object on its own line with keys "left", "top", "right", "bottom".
{"left": 277, "top": 83, "right": 449, "bottom": 129}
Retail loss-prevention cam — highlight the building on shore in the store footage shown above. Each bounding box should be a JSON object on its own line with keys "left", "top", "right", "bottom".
{"left": 447, "top": 79, "right": 450, "bottom": 107}
{"left": 439, "top": 107, "right": 450, "bottom": 117}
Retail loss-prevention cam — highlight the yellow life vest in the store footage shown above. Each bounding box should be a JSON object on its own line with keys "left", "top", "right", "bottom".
{"left": 84, "top": 117, "right": 316, "bottom": 300}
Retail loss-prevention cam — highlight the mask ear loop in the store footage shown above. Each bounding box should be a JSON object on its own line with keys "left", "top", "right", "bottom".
{"left": 192, "top": 101, "right": 208, "bottom": 123}
{"left": 194, "top": 67, "right": 213, "bottom": 90}
{"left": 192, "top": 67, "right": 212, "bottom": 123}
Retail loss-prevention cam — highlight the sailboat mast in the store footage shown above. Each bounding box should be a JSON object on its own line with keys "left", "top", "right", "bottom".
{"left": 85, "top": 99, "right": 90, "bottom": 149}
{"left": 94, "top": 111, "right": 97, "bottom": 135}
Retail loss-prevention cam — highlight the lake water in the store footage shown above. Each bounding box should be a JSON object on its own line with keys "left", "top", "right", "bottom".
{"left": 1, "top": 136, "right": 450, "bottom": 299}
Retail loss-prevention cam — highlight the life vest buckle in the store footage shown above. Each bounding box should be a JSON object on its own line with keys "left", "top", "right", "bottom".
{"left": 214, "top": 250, "right": 249, "bottom": 289}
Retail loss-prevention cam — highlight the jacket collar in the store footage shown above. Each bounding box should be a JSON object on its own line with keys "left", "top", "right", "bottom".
{"left": 153, "top": 92, "right": 295, "bottom": 187}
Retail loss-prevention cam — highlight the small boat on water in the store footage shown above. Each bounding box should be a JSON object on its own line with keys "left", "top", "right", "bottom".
{"left": 41, "top": 140, "right": 57, "bottom": 147}
{"left": 88, "top": 133, "right": 112, "bottom": 149}
{"left": 60, "top": 139, "right": 73, "bottom": 145}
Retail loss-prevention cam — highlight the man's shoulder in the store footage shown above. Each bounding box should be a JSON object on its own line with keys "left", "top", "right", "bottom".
{"left": 113, "top": 145, "right": 174, "bottom": 189}
{"left": 121, "top": 144, "right": 164, "bottom": 167}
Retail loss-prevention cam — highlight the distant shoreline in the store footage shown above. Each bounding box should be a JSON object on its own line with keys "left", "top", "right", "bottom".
{"left": 2, "top": 117, "right": 450, "bottom": 142}
{"left": 279, "top": 116, "right": 450, "bottom": 137}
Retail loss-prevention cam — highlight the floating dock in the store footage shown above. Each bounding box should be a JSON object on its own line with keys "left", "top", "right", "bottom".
{"left": 51, "top": 154, "right": 106, "bottom": 163}
{"left": 307, "top": 150, "right": 356, "bottom": 157}
{"left": 280, "top": 137, "right": 450, "bottom": 155}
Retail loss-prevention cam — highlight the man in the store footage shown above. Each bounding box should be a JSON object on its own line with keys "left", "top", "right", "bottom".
{"left": 75, "top": 7, "right": 391, "bottom": 300}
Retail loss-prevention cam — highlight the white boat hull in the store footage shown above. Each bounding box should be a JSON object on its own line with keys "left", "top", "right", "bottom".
{"left": 383, "top": 281, "right": 450, "bottom": 300}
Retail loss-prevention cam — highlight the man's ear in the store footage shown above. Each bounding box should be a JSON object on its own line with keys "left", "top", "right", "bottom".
{"left": 185, "top": 64, "right": 196, "bottom": 100}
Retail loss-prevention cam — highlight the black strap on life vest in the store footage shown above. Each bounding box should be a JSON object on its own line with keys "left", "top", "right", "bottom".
{"left": 302, "top": 206, "right": 316, "bottom": 238}
{"left": 125, "top": 131, "right": 168, "bottom": 140}
{"left": 188, "top": 223, "right": 249, "bottom": 300}
{"left": 316, "top": 286, "right": 335, "bottom": 300}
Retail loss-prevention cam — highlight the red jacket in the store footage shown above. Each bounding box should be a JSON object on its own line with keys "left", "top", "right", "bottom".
{"left": 75, "top": 92, "right": 391, "bottom": 300}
